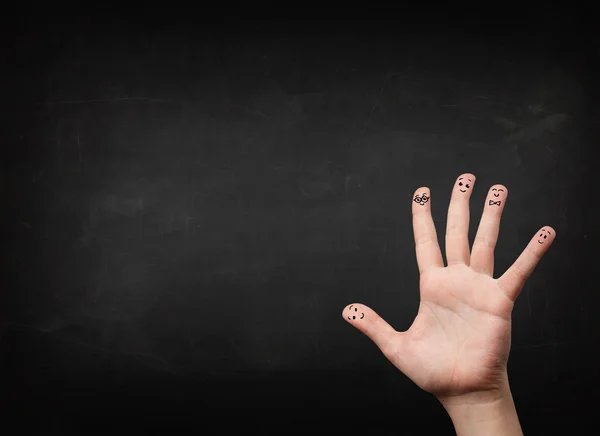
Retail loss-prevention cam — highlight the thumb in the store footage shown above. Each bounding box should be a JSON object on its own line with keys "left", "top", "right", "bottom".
{"left": 342, "top": 303, "right": 399, "bottom": 356}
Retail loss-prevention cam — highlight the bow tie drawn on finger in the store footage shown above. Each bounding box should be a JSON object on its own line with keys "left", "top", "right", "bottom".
{"left": 489, "top": 200, "right": 501, "bottom": 206}
{"left": 414, "top": 193, "right": 430, "bottom": 206}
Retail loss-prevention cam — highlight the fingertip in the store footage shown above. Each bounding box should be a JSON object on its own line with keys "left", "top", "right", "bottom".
{"left": 342, "top": 304, "right": 350, "bottom": 320}
{"left": 342, "top": 302, "right": 369, "bottom": 323}
{"left": 453, "top": 173, "right": 476, "bottom": 196}
{"left": 531, "top": 226, "right": 556, "bottom": 249}
{"left": 489, "top": 184, "right": 508, "bottom": 194}
{"left": 484, "top": 184, "right": 508, "bottom": 211}
{"left": 458, "top": 173, "right": 476, "bottom": 182}
{"left": 342, "top": 303, "right": 399, "bottom": 355}
{"left": 541, "top": 225, "right": 556, "bottom": 241}
{"left": 412, "top": 187, "right": 431, "bottom": 210}
{"left": 342, "top": 303, "right": 356, "bottom": 322}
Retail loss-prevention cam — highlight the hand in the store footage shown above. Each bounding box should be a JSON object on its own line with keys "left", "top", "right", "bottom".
{"left": 342, "top": 173, "right": 555, "bottom": 409}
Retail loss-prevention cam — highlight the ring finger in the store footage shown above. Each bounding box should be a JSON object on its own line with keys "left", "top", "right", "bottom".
{"left": 471, "top": 184, "right": 508, "bottom": 276}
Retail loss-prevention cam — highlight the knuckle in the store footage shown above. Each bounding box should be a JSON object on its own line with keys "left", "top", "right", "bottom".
{"left": 420, "top": 272, "right": 436, "bottom": 291}
{"left": 473, "top": 235, "right": 496, "bottom": 249}
{"left": 511, "top": 264, "right": 527, "bottom": 280}
{"left": 446, "top": 225, "right": 466, "bottom": 237}
{"left": 380, "top": 334, "right": 400, "bottom": 359}
{"left": 495, "top": 277, "right": 509, "bottom": 293}
{"left": 525, "top": 245, "right": 542, "bottom": 260}
{"left": 415, "top": 233, "right": 436, "bottom": 246}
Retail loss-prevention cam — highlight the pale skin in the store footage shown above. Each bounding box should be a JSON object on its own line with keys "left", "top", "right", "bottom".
{"left": 342, "top": 173, "right": 555, "bottom": 436}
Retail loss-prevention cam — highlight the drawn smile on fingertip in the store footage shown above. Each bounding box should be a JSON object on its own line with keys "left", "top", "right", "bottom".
{"left": 457, "top": 177, "right": 472, "bottom": 193}
{"left": 537, "top": 228, "right": 552, "bottom": 244}
{"left": 347, "top": 304, "right": 364, "bottom": 320}
{"left": 488, "top": 187, "right": 505, "bottom": 206}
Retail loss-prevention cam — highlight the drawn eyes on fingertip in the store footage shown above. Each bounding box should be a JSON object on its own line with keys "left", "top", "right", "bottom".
{"left": 457, "top": 176, "right": 473, "bottom": 193}
{"left": 346, "top": 304, "right": 365, "bottom": 321}
{"left": 488, "top": 186, "right": 506, "bottom": 207}
{"left": 537, "top": 228, "right": 553, "bottom": 244}
{"left": 413, "top": 192, "right": 430, "bottom": 206}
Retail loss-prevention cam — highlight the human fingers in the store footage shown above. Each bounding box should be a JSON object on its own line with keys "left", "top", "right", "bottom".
{"left": 497, "top": 226, "right": 556, "bottom": 301}
{"left": 342, "top": 302, "right": 402, "bottom": 359}
{"left": 471, "top": 184, "right": 508, "bottom": 276}
{"left": 445, "top": 173, "right": 476, "bottom": 266}
{"left": 412, "top": 187, "right": 444, "bottom": 274}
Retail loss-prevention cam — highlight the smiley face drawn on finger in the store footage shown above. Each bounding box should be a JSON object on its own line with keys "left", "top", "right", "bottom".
{"left": 456, "top": 176, "right": 473, "bottom": 193}
{"left": 538, "top": 228, "right": 552, "bottom": 244}
{"left": 488, "top": 185, "right": 507, "bottom": 207}
{"left": 413, "top": 192, "right": 429, "bottom": 206}
{"left": 347, "top": 304, "right": 364, "bottom": 321}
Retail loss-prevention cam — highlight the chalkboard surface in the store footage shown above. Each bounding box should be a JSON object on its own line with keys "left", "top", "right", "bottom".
{"left": 2, "top": 12, "right": 598, "bottom": 433}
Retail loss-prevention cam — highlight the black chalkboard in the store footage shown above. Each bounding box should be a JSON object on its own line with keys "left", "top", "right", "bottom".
{"left": 2, "top": 11, "right": 598, "bottom": 434}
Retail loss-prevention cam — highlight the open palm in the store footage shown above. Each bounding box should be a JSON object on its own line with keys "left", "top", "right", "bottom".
{"left": 343, "top": 174, "right": 555, "bottom": 398}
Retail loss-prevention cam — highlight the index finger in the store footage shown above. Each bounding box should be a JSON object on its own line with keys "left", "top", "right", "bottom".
{"left": 497, "top": 226, "right": 556, "bottom": 300}
{"left": 412, "top": 187, "right": 444, "bottom": 274}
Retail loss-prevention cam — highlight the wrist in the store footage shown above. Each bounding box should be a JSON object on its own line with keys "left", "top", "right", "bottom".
{"left": 437, "top": 373, "right": 523, "bottom": 436}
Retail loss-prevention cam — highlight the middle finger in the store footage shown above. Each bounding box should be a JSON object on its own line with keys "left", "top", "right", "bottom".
{"left": 446, "top": 173, "right": 476, "bottom": 266}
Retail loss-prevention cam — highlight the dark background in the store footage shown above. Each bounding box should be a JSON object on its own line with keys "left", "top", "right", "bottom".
{"left": 1, "top": 9, "right": 598, "bottom": 434}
